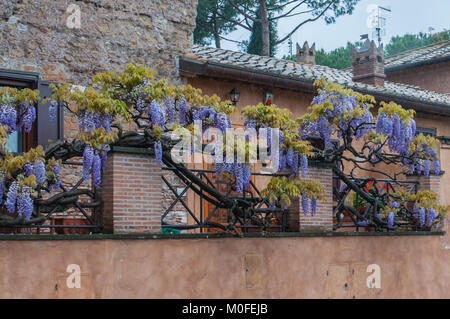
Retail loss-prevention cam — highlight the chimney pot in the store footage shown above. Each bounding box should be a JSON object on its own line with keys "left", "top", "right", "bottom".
{"left": 296, "top": 41, "right": 316, "bottom": 65}
{"left": 352, "top": 40, "right": 385, "bottom": 86}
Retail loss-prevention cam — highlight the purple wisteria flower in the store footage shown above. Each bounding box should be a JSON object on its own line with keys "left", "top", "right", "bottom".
{"left": 50, "top": 162, "right": 61, "bottom": 191}
{"left": 136, "top": 97, "right": 146, "bottom": 112}
{"left": 416, "top": 159, "right": 423, "bottom": 175}
{"left": 357, "top": 220, "right": 369, "bottom": 227}
{"left": 0, "top": 104, "right": 17, "bottom": 132}
{"left": 301, "top": 194, "right": 309, "bottom": 216}
{"left": 423, "top": 159, "right": 431, "bottom": 177}
{"left": 17, "top": 186, "right": 33, "bottom": 221}
{"left": 154, "top": 140, "right": 162, "bottom": 165}
{"left": 5, "top": 181, "right": 18, "bottom": 214}
{"left": 234, "top": 164, "right": 244, "bottom": 193}
{"left": 291, "top": 151, "right": 299, "bottom": 175}
{"left": 34, "top": 160, "right": 46, "bottom": 185}
{"left": 178, "top": 98, "right": 188, "bottom": 126}
{"left": 165, "top": 97, "right": 175, "bottom": 124}
{"left": 286, "top": 148, "right": 294, "bottom": 168}
{"left": 418, "top": 207, "right": 426, "bottom": 226}
{"left": 426, "top": 208, "right": 436, "bottom": 227}
{"left": 434, "top": 159, "right": 440, "bottom": 176}
{"left": 410, "top": 119, "right": 416, "bottom": 136}
{"left": 311, "top": 196, "right": 317, "bottom": 216}
{"left": 83, "top": 146, "right": 94, "bottom": 181}
{"left": 0, "top": 172, "right": 4, "bottom": 205}
{"left": 23, "top": 163, "right": 34, "bottom": 177}
{"left": 300, "top": 154, "right": 308, "bottom": 177}
{"left": 215, "top": 112, "right": 229, "bottom": 132}
{"left": 387, "top": 212, "right": 395, "bottom": 229}
{"left": 20, "top": 104, "right": 36, "bottom": 133}
{"left": 148, "top": 100, "right": 165, "bottom": 127}
{"left": 92, "top": 153, "right": 102, "bottom": 189}
{"left": 49, "top": 101, "right": 58, "bottom": 122}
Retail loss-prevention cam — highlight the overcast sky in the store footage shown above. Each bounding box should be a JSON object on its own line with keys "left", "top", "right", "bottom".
{"left": 220, "top": 0, "right": 450, "bottom": 58}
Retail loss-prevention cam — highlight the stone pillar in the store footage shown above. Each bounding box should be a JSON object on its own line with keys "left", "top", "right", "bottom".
{"left": 288, "top": 164, "right": 334, "bottom": 232}
{"left": 100, "top": 147, "right": 162, "bottom": 233}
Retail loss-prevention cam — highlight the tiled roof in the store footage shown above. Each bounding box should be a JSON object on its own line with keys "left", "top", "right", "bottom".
{"left": 189, "top": 45, "right": 450, "bottom": 108}
{"left": 384, "top": 40, "right": 450, "bottom": 70}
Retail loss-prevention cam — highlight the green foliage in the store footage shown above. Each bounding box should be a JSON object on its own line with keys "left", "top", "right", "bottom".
{"left": 194, "top": 0, "right": 243, "bottom": 47}
{"left": 284, "top": 30, "right": 450, "bottom": 69}
{"left": 385, "top": 31, "right": 450, "bottom": 57}
{"left": 195, "top": 0, "right": 361, "bottom": 55}
{"left": 298, "top": 77, "right": 375, "bottom": 127}
{"left": 284, "top": 41, "right": 361, "bottom": 69}
{"left": 261, "top": 176, "right": 326, "bottom": 209}
{"left": 240, "top": 4, "right": 278, "bottom": 57}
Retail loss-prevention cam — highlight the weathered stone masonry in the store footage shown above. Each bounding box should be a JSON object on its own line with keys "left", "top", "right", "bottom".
{"left": 0, "top": 0, "right": 198, "bottom": 229}
{"left": 1, "top": 0, "right": 198, "bottom": 86}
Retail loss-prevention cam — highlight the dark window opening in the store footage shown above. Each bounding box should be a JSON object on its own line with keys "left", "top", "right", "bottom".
{"left": 0, "top": 69, "right": 63, "bottom": 153}
{"left": 415, "top": 126, "right": 436, "bottom": 137}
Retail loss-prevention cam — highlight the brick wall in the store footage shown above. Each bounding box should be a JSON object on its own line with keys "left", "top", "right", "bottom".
{"left": 288, "top": 165, "right": 334, "bottom": 232}
{"left": 406, "top": 174, "right": 442, "bottom": 202}
{"left": 386, "top": 60, "right": 450, "bottom": 95}
{"left": 100, "top": 148, "right": 162, "bottom": 233}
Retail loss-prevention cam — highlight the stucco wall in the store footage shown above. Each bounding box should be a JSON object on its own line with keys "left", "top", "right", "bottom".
{"left": 386, "top": 60, "right": 450, "bottom": 95}
{"left": 185, "top": 76, "right": 314, "bottom": 126}
{"left": 0, "top": 233, "right": 448, "bottom": 298}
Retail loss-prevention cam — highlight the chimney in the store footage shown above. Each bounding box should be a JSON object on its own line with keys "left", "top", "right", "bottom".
{"left": 352, "top": 39, "right": 385, "bottom": 86}
{"left": 296, "top": 41, "right": 316, "bottom": 65}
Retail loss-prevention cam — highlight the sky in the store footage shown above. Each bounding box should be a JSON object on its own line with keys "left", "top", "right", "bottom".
{"left": 220, "top": 0, "right": 450, "bottom": 58}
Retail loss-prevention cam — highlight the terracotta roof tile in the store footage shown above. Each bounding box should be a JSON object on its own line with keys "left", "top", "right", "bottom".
{"left": 385, "top": 40, "right": 450, "bottom": 69}
{"left": 189, "top": 45, "right": 450, "bottom": 107}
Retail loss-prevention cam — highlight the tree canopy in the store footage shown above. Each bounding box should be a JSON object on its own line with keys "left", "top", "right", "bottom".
{"left": 384, "top": 30, "right": 450, "bottom": 57}
{"left": 194, "top": 0, "right": 361, "bottom": 56}
{"left": 284, "top": 30, "right": 450, "bottom": 69}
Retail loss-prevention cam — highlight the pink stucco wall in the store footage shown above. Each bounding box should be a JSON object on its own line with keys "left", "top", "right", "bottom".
{"left": 0, "top": 233, "right": 448, "bottom": 298}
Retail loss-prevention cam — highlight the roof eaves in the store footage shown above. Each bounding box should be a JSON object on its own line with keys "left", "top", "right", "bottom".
{"left": 179, "top": 56, "right": 450, "bottom": 116}
{"left": 385, "top": 54, "right": 450, "bottom": 73}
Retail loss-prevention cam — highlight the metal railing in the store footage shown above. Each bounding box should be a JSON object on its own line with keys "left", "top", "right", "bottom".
{"left": 0, "top": 160, "right": 100, "bottom": 234}
{"left": 161, "top": 166, "right": 290, "bottom": 233}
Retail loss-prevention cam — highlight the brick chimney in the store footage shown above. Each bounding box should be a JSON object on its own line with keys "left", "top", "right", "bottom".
{"left": 352, "top": 39, "right": 385, "bottom": 86}
{"left": 296, "top": 41, "right": 316, "bottom": 65}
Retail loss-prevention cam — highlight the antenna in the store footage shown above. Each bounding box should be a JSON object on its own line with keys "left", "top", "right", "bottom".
{"left": 288, "top": 37, "right": 293, "bottom": 59}
{"left": 375, "top": 6, "right": 392, "bottom": 46}
{"left": 367, "top": 5, "right": 391, "bottom": 46}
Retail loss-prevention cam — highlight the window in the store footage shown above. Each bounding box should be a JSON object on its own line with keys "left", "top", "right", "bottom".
{"left": 0, "top": 69, "right": 63, "bottom": 153}
{"left": 415, "top": 126, "right": 436, "bottom": 137}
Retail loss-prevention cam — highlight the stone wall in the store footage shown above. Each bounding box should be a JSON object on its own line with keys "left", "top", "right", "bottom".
{"left": 0, "top": 0, "right": 198, "bottom": 85}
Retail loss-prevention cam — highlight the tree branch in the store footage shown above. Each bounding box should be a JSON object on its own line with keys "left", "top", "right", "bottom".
{"left": 275, "top": 0, "right": 337, "bottom": 45}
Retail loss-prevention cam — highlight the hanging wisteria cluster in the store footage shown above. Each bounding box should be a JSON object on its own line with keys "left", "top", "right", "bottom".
{"left": 0, "top": 63, "right": 446, "bottom": 232}
{"left": 0, "top": 102, "right": 36, "bottom": 134}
